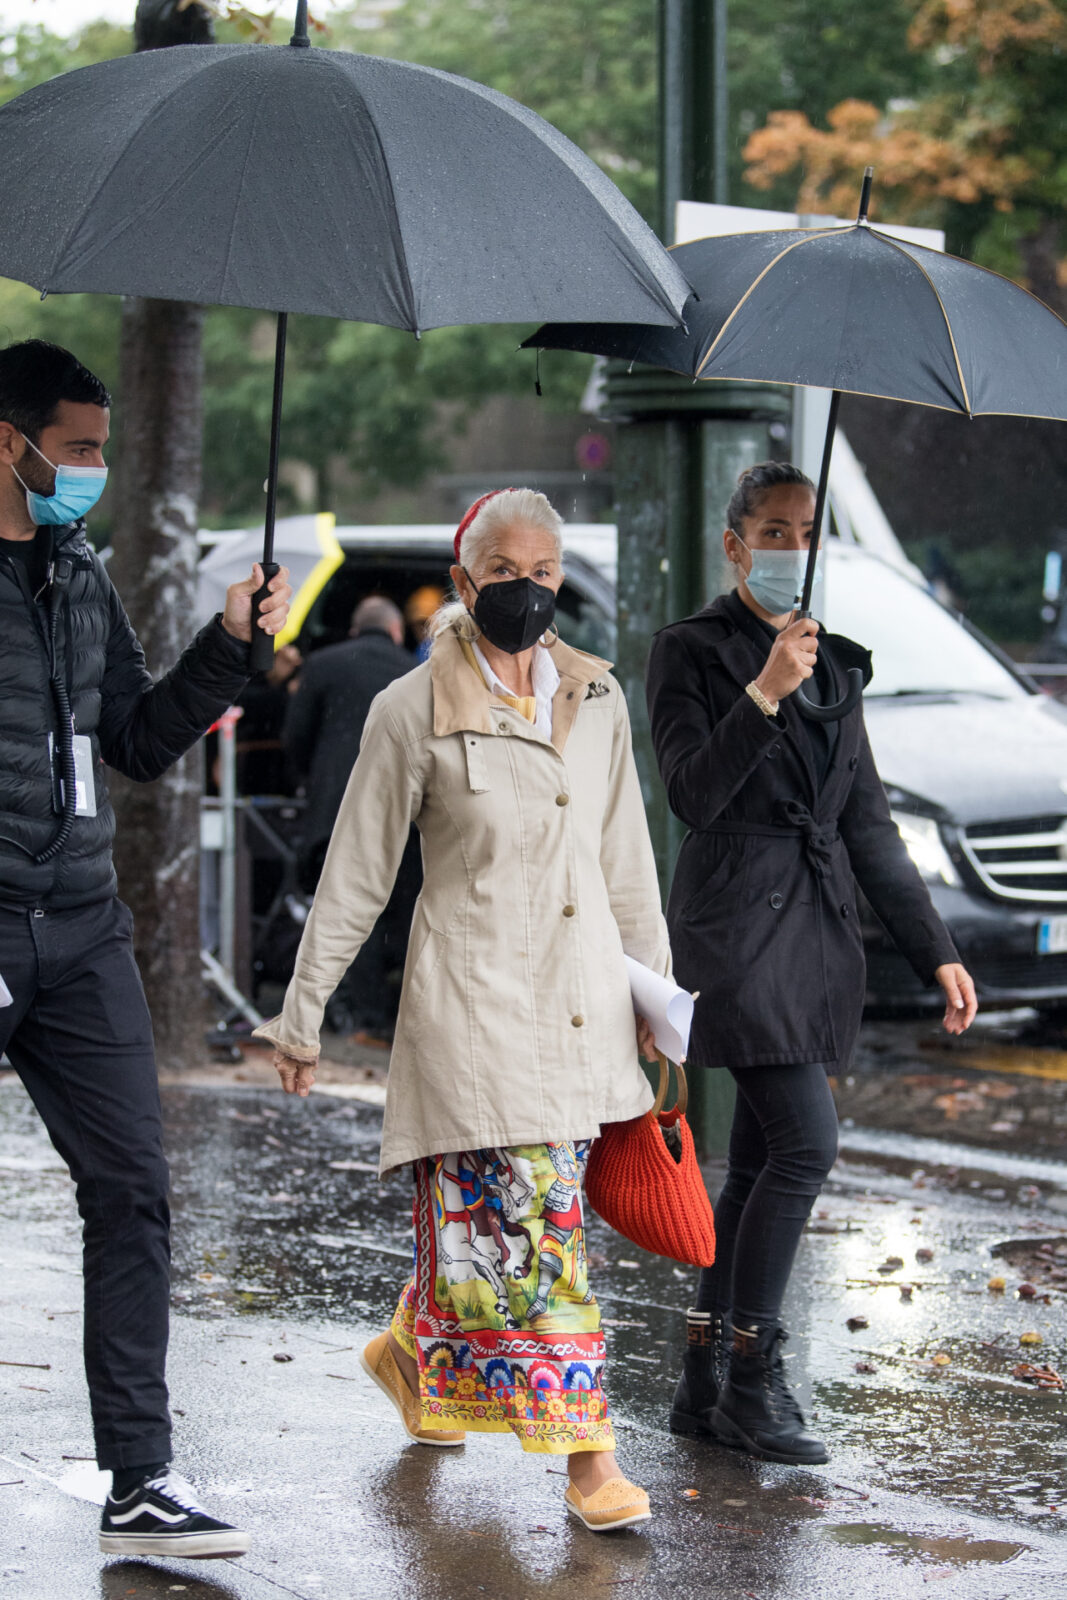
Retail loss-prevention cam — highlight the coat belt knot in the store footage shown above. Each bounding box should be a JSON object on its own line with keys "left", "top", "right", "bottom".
{"left": 774, "top": 799, "right": 839, "bottom": 879}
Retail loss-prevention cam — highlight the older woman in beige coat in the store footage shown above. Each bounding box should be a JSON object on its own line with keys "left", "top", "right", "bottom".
{"left": 254, "top": 488, "right": 670, "bottom": 1533}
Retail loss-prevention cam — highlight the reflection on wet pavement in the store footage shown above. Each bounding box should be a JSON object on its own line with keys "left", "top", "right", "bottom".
{"left": 1, "top": 1070, "right": 1066, "bottom": 1599}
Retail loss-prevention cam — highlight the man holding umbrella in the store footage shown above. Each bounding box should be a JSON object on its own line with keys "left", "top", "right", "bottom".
{"left": 0, "top": 339, "right": 290, "bottom": 1559}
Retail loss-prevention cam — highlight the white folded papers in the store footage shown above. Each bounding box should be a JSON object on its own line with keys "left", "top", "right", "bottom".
{"left": 0, "top": 972, "right": 12, "bottom": 1008}
{"left": 624, "top": 955, "right": 694, "bottom": 1063}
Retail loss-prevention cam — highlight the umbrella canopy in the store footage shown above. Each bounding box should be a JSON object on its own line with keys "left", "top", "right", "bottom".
{"left": 525, "top": 222, "right": 1067, "bottom": 419}
{"left": 526, "top": 173, "right": 1067, "bottom": 720}
{"left": 0, "top": 33, "right": 689, "bottom": 333}
{"left": 0, "top": 1, "right": 691, "bottom": 669}
{"left": 197, "top": 513, "right": 343, "bottom": 641}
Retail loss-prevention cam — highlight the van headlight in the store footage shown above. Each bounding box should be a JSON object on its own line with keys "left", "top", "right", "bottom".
{"left": 890, "top": 810, "right": 961, "bottom": 887}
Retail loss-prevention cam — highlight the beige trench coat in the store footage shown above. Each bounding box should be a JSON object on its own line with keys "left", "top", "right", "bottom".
{"left": 253, "top": 624, "right": 671, "bottom": 1175}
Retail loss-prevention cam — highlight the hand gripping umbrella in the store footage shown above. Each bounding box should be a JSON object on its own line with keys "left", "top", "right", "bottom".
{"left": 0, "top": 0, "right": 691, "bottom": 671}
{"left": 526, "top": 168, "right": 1067, "bottom": 721}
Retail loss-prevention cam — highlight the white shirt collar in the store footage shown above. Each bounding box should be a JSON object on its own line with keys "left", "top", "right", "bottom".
{"left": 471, "top": 639, "right": 559, "bottom": 738}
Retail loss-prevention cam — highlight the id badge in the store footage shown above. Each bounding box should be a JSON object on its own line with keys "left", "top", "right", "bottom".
{"left": 47, "top": 733, "right": 98, "bottom": 818}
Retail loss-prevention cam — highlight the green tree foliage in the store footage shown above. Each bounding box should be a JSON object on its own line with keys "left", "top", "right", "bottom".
{"left": 726, "top": 0, "right": 932, "bottom": 211}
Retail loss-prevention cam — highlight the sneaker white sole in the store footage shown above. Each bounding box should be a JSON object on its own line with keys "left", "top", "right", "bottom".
{"left": 99, "top": 1529, "right": 251, "bottom": 1558}
{"left": 565, "top": 1502, "right": 653, "bottom": 1533}
{"left": 358, "top": 1348, "right": 465, "bottom": 1447}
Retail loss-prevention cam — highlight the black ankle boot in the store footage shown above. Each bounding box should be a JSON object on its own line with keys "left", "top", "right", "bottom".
{"left": 669, "top": 1310, "right": 730, "bottom": 1436}
{"left": 710, "top": 1323, "right": 829, "bottom": 1465}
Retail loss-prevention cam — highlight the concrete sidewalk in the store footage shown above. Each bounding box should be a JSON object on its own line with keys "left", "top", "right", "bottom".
{"left": 1, "top": 1071, "right": 1065, "bottom": 1600}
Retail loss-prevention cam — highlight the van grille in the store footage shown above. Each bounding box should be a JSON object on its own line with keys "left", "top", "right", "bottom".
{"left": 960, "top": 814, "right": 1067, "bottom": 903}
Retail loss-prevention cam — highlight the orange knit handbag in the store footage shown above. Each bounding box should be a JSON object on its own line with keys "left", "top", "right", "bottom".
{"left": 584, "top": 1054, "right": 716, "bottom": 1268}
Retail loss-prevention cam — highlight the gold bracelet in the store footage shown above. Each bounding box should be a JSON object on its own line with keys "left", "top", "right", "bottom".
{"left": 745, "top": 680, "right": 779, "bottom": 718}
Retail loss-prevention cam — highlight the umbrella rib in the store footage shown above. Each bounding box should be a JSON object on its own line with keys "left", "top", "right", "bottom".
{"left": 874, "top": 229, "right": 971, "bottom": 416}
{"left": 345, "top": 83, "right": 420, "bottom": 333}
{"left": 218, "top": 76, "right": 275, "bottom": 304}
{"left": 692, "top": 229, "right": 847, "bottom": 377}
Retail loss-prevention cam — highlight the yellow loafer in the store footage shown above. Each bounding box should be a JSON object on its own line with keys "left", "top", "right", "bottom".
{"left": 564, "top": 1476, "right": 652, "bottom": 1532}
{"left": 359, "top": 1331, "right": 465, "bottom": 1448}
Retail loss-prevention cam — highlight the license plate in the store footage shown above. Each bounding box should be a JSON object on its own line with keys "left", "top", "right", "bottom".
{"left": 1037, "top": 915, "right": 1067, "bottom": 954}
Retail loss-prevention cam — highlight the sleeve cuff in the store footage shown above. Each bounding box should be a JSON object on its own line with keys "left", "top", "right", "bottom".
{"left": 250, "top": 1017, "right": 320, "bottom": 1061}
{"left": 209, "top": 613, "right": 253, "bottom": 668}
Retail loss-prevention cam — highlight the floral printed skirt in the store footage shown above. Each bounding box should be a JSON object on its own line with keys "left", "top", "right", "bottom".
{"left": 390, "top": 1140, "right": 614, "bottom": 1454}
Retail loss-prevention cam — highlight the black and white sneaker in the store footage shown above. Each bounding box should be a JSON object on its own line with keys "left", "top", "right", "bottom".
{"left": 98, "top": 1469, "right": 250, "bottom": 1559}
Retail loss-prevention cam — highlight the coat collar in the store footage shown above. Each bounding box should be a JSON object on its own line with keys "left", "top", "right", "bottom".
{"left": 677, "top": 593, "right": 874, "bottom": 805}
{"left": 430, "top": 624, "right": 611, "bottom": 755}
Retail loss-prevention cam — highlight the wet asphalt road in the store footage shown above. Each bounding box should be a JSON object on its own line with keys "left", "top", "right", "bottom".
{"left": 1, "top": 1053, "right": 1065, "bottom": 1600}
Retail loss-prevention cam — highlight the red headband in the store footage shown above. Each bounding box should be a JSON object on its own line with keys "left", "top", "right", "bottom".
{"left": 453, "top": 488, "right": 516, "bottom": 563}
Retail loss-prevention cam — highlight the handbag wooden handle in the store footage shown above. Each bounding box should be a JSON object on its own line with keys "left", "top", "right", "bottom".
{"left": 652, "top": 1051, "right": 689, "bottom": 1118}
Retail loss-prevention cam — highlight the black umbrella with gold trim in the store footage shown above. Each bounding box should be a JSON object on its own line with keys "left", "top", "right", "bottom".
{"left": 526, "top": 170, "right": 1067, "bottom": 721}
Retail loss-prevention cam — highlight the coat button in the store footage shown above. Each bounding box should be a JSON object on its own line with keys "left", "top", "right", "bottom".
{"left": 769, "top": 892, "right": 784, "bottom": 910}
{"left": 849, "top": 755, "right": 858, "bottom": 770}
{"left": 498, "top": 722, "right": 511, "bottom": 734}
{"left": 562, "top": 904, "right": 576, "bottom": 917}
{"left": 766, "top": 744, "right": 780, "bottom": 759}
{"left": 571, "top": 1014, "right": 584, "bottom": 1028}
{"left": 555, "top": 793, "right": 570, "bottom": 806}
{"left": 841, "top": 902, "right": 850, "bottom": 917}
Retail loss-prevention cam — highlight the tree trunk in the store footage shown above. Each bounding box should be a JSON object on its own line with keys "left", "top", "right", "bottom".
{"left": 1020, "top": 218, "right": 1067, "bottom": 322}
{"left": 108, "top": 1, "right": 215, "bottom": 1069}
{"left": 109, "top": 298, "right": 208, "bottom": 1069}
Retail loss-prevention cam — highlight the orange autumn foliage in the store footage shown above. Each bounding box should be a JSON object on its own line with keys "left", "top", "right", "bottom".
{"left": 744, "top": 100, "right": 1030, "bottom": 221}
{"left": 743, "top": 0, "right": 1062, "bottom": 227}
{"left": 909, "top": 0, "right": 1067, "bottom": 70}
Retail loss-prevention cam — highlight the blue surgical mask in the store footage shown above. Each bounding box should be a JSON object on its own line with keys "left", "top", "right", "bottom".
{"left": 13, "top": 433, "right": 108, "bottom": 525}
{"left": 734, "top": 540, "right": 821, "bottom": 616}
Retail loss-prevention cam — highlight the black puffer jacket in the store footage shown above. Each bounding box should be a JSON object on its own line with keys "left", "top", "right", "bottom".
{"left": 0, "top": 520, "right": 251, "bottom": 909}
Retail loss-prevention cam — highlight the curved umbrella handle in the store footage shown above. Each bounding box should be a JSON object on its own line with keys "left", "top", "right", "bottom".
{"left": 793, "top": 666, "right": 864, "bottom": 723}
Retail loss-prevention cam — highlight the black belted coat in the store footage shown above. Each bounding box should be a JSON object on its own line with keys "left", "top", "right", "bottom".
{"left": 646, "top": 595, "right": 958, "bottom": 1072}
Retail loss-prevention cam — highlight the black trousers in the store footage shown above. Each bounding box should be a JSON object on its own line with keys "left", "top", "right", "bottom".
{"left": 0, "top": 898, "right": 171, "bottom": 1471}
{"left": 696, "top": 1062, "right": 839, "bottom": 1329}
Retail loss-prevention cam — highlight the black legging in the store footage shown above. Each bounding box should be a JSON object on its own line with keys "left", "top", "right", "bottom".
{"left": 695, "top": 1062, "right": 839, "bottom": 1328}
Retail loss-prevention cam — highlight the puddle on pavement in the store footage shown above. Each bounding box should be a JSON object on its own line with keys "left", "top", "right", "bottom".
{"left": 4, "top": 1075, "right": 1067, "bottom": 1565}
{"left": 820, "top": 1522, "right": 1028, "bottom": 1566}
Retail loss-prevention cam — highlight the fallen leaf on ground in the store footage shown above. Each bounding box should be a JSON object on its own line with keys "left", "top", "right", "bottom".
{"left": 1012, "top": 1363, "right": 1064, "bottom": 1389}
{"left": 854, "top": 1361, "right": 878, "bottom": 1374}
{"left": 916, "top": 1247, "right": 934, "bottom": 1263}
{"left": 846, "top": 1316, "right": 869, "bottom": 1332}
{"left": 1018, "top": 1282, "right": 1038, "bottom": 1299}
{"left": 682, "top": 1488, "right": 700, "bottom": 1499}
{"left": 1020, "top": 1331, "right": 1044, "bottom": 1346}
{"left": 931, "top": 1353, "right": 951, "bottom": 1366}
{"left": 987, "top": 1277, "right": 1006, "bottom": 1292}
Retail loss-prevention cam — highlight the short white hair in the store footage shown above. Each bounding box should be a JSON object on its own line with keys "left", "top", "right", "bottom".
{"left": 429, "top": 488, "right": 564, "bottom": 646}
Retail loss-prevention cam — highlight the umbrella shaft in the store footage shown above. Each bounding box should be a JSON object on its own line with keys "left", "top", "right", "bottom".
{"left": 263, "top": 312, "right": 288, "bottom": 569}
{"left": 799, "top": 388, "right": 840, "bottom": 616}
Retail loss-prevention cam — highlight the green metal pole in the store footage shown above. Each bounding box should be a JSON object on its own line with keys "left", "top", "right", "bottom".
{"left": 609, "top": 0, "right": 791, "bottom": 1155}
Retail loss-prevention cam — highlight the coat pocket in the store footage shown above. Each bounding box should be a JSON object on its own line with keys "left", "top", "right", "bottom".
{"left": 672, "top": 837, "right": 748, "bottom": 927}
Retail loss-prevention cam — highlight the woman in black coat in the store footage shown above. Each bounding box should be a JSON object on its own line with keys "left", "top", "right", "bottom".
{"left": 646, "top": 461, "right": 976, "bottom": 1466}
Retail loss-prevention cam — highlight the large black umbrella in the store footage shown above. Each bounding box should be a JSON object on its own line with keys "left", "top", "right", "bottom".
{"left": 0, "top": 1, "right": 690, "bottom": 668}
{"left": 526, "top": 170, "right": 1067, "bottom": 719}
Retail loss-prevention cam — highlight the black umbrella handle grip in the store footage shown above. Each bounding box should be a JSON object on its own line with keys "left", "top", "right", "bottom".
{"left": 249, "top": 561, "right": 281, "bottom": 675}
{"left": 793, "top": 667, "right": 864, "bottom": 723}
